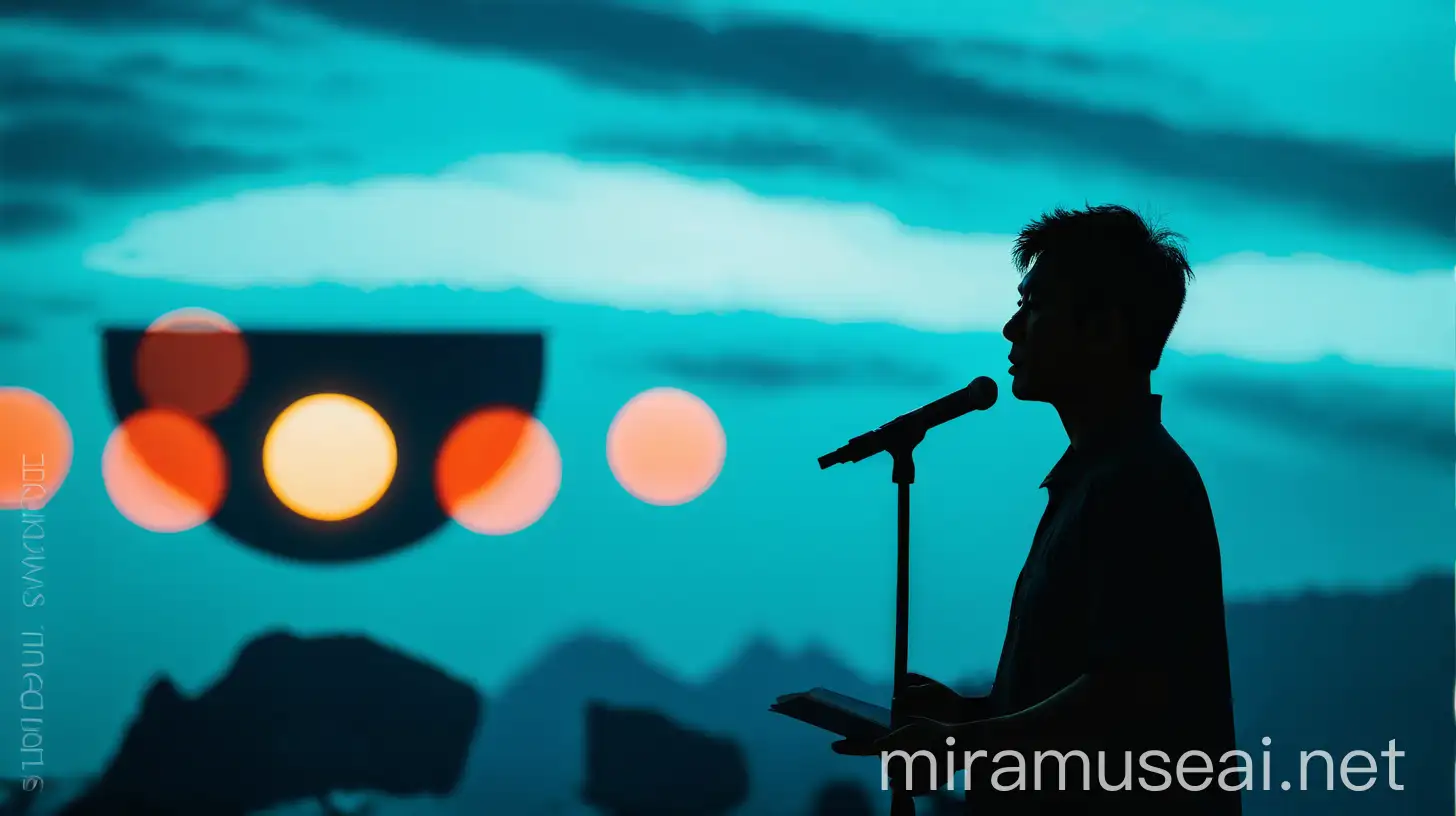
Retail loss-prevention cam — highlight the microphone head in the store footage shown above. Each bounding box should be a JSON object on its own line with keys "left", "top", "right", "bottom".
{"left": 967, "top": 376, "right": 998, "bottom": 409}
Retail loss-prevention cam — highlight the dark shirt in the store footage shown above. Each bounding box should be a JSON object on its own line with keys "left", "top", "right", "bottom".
{"left": 965, "top": 395, "right": 1240, "bottom": 814}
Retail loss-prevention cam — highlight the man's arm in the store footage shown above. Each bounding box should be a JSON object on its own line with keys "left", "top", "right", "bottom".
{"left": 955, "top": 693, "right": 995, "bottom": 724}
{"left": 954, "top": 472, "right": 1199, "bottom": 752}
{"left": 952, "top": 672, "right": 1159, "bottom": 754}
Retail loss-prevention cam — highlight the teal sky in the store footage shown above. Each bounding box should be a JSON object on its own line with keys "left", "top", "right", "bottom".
{"left": 0, "top": 0, "right": 1450, "bottom": 775}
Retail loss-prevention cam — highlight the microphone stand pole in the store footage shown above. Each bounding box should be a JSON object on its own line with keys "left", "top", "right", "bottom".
{"left": 886, "top": 429, "right": 924, "bottom": 816}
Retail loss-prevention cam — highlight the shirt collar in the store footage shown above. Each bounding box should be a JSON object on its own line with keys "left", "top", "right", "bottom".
{"left": 1040, "top": 394, "right": 1164, "bottom": 489}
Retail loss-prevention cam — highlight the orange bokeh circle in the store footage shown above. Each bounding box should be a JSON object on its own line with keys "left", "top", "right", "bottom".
{"left": 0, "top": 387, "right": 73, "bottom": 510}
{"left": 103, "top": 409, "right": 227, "bottom": 533}
{"left": 136, "top": 307, "right": 249, "bottom": 418}
{"left": 436, "top": 407, "right": 561, "bottom": 535}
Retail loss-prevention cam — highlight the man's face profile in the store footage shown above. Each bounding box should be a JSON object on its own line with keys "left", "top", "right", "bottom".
{"left": 1002, "top": 260, "right": 1092, "bottom": 404}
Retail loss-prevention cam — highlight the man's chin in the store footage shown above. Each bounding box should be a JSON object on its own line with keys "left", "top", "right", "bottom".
{"left": 1009, "top": 375, "right": 1047, "bottom": 403}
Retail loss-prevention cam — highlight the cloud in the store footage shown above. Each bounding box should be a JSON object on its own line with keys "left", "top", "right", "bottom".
{"left": 0, "top": 0, "right": 256, "bottom": 31}
{"left": 0, "top": 290, "right": 93, "bottom": 346}
{"left": 576, "top": 131, "right": 889, "bottom": 178}
{"left": 1178, "top": 370, "right": 1452, "bottom": 465}
{"left": 279, "top": 0, "right": 1448, "bottom": 239}
{"left": 12, "top": 291, "right": 96, "bottom": 314}
{"left": 933, "top": 36, "right": 1173, "bottom": 80}
{"left": 0, "top": 199, "right": 75, "bottom": 240}
{"left": 0, "top": 60, "right": 151, "bottom": 110}
{"left": 0, "top": 118, "right": 285, "bottom": 192}
{"left": 82, "top": 153, "right": 1452, "bottom": 371}
{"left": 0, "top": 56, "right": 294, "bottom": 201}
{"left": 639, "top": 351, "right": 942, "bottom": 390}
{"left": 0, "top": 289, "right": 95, "bottom": 345}
{"left": 105, "top": 53, "right": 262, "bottom": 88}
{"left": 0, "top": 320, "right": 33, "bottom": 343}
{"left": 0, "top": 54, "right": 285, "bottom": 127}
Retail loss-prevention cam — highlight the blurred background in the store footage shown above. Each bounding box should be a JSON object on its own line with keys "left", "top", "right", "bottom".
{"left": 0, "top": 0, "right": 1451, "bottom": 814}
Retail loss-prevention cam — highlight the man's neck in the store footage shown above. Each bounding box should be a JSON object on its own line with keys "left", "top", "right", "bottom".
{"left": 1053, "top": 376, "right": 1153, "bottom": 451}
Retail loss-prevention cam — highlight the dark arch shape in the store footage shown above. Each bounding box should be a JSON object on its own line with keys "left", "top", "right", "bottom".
{"left": 103, "top": 328, "right": 545, "bottom": 564}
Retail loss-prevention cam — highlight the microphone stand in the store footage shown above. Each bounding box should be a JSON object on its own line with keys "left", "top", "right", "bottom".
{"left": 886, "top": 428, "right": 924, "bottom": 816}
{"left": 819, "top": 379, "right": 995, "bottom": 814}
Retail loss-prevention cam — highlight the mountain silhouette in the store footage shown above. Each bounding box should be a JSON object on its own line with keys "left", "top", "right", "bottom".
{"left": 1225, "top": 573, "right": 1450, "bottom": 815}
{"left": 462, "top": 633, "right": 893, "bottom": 814}
{"left": 463, "top": 573, "right": 1451, "bottom": 814}
{"left": 28, "top": 573, "right": 1450, "bottom": 815}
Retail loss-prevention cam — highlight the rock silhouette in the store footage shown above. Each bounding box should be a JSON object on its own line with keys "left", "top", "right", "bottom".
{"left": 0, "top": 779, "right": 40, "bottom": 816}
{"left": 810, "top": 779, "right": 872, "bottom": 815}
{"left": 59, "top": 631, "right": 482, "bottom": 815}
{"left": 35, "top": 573, "right": 1450, "bottom": 815}
{"left": 927, "top": 792, "right": 964, "bottom": 815}
{"left": 581, "top": 701, "right": 750, "bottom": 816}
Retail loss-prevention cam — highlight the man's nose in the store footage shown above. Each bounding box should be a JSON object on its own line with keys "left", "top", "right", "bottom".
{"left": 1002, "top": 312, "right": 1021, "bottom": 343}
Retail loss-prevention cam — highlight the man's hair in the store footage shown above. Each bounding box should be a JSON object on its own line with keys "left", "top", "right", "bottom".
{"left": 1011, "top": 204, "right": 1193, "bottom": 371}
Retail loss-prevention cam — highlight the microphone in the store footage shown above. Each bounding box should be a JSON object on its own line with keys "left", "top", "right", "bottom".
{"left": 818, "top": 377, "right": 998, "bottom": 469}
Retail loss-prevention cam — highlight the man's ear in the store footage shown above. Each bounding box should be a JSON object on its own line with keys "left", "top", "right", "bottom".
{"left": 1079, "top": 305, "right": 1127, "bottom": 353}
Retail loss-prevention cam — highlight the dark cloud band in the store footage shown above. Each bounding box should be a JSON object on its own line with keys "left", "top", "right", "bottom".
{"left": 639, "top": 351, "right": 944, "bottom": 390}
{"left": 270, "top": 0, "right": 1447, "bottom": 243}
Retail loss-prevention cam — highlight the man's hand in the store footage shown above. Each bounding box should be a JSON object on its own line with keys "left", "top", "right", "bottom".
{"left": 894, "top": 673, "right": 965, "bottom": 721}
{"left": 831, "top": 717, "right": 961, "bottom": 797}
{"left": 832, "top": 716, "right": 961, "bottom": 757}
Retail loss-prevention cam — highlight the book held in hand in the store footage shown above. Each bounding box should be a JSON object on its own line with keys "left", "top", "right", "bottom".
{"left": 769, "top": 687, "right": 892, "bottom": 742}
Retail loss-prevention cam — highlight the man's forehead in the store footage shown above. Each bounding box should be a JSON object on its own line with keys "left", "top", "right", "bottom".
{"left": 1018, "top": 258, "right": 1059, "bottom": 295}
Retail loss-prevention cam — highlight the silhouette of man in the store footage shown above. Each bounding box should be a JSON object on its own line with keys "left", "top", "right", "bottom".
{"left": 833, "top": 205, "right": 1240, "bottom": 814}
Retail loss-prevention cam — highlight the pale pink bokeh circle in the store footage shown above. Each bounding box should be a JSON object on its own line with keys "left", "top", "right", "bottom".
{"left": 607, "top": 387, "right": 725, "bottom": 506}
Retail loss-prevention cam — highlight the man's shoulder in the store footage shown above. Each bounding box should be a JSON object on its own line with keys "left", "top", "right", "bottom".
{"left": 1090, "top": 425, "right": 1208, "bottom": 503}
